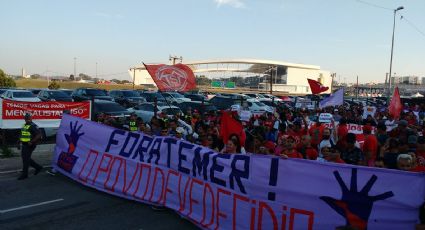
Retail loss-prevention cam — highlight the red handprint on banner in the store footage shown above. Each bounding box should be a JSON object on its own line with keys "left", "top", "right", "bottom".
{"left": 57, "top": 121, "right": 85, "bottom": 173}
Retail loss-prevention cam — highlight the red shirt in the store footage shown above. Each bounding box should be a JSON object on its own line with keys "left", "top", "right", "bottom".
{"left": 326, "top": 157, "right": 346, "bottom": 164}
{"left": 286, "top": 129, "right": 307, "bottom": 144}
{"left": 416, "top": 150, "right": 425, "bottom": 166}
{"left": 306, "top": 148, "right": 319, "bottom": 160}
{"left": 337, "top": 124, "right": 348, "bottom": 139}
{"left": 410, "top": 165, "right": 425, "bottom": 172}
{"left": 363, "top": 134, "right": 378, "bottom": 160}
{"left": 309, "top": 124, "right": 325, "bottom": 147}
{"left": 285, "top": 150, "right": 303, "bottom": 159}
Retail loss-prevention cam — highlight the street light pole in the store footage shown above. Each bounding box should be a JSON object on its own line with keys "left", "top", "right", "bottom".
{"left": 74, "top": 57, "right": 77, "bottom": 82}
{"left": 388, "top": 6, "right": 404, "bottom": 99}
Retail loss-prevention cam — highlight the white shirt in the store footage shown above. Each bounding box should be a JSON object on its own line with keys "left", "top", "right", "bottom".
{"left": 385, "top": 120, "right": 396, "bottom": 132}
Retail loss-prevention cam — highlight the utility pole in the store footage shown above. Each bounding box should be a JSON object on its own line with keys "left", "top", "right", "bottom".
{"left": 269, "top": 66, "right": 273, "bottom": 95}
{"left": 132, "top": 68, "right": 136, "bottom": 90}
{"left": 169, "top": 55, "right": 183, "bottom": 65}
{"left": 388, "top": 6, "right": 404, "bottom": 101}
{"left": 96, "top": 62, "right": 98, "bottom": 79}
{"left": 356, "top": 75, "right": 359, "bottom": 99}
{"left": 74, "top": 57, "right": 77, "bottom": 81}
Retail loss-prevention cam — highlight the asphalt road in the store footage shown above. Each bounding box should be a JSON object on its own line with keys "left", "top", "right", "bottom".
{"left": 0, "top": 172, "right": 199, "bottom": 230}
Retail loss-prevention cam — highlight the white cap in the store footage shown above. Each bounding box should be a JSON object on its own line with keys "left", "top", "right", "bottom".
{"left": 176, "top": 127, "right": 185, "bottom": 134}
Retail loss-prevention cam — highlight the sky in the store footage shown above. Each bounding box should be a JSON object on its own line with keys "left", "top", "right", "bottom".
{"left": 0, "top": 0, "right": 424, "bottom": 83}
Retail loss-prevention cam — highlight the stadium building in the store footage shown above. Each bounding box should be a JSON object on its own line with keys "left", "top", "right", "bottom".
{"left": 129, "top": 59, "right": 332, "bottom": 95}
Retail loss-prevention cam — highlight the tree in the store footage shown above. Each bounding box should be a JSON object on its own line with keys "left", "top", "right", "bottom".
{"left": 0, "top": 69, "right": 17, "bottom": 87}
{"left": 111, "top": 79, "right": 122, "bottom": 84}
{"left": 30, "top": 74, "right": 41, "bottom": 79}
{"left": 79, "top": 73, "right": 92, "bottom": 80}
{"left": 69, "top": 74, "right": 75, "bottom": 81}
{"left": 48, "top": 81, "right": 60, "bottom": 89}
{"left": 196, "top": 75, "right": 211, "bottom": 86}
{"left": 121, "top": 80, "right": 130, "bottom": 84}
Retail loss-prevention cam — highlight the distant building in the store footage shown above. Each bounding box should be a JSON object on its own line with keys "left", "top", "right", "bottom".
{"left": 422, "top": 77, "right": 425, "bottom": 85}
{"left": 391, "top": 76, "right": 420, "bottom": 85}
{"left": 129, "top": 58, "right": 332, "bottom": 94}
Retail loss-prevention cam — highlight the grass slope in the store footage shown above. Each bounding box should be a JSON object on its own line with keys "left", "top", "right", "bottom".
{"left": 16, "top": 79, "right": 147, "bottom": 90}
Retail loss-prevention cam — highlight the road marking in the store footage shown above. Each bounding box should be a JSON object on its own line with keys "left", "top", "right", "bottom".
{"left": 0, "top": 198, "right": 64, "bottom": 214}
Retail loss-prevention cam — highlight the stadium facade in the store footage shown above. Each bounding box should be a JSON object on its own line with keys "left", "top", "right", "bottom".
{"left": 129, "top": 59, "right": 332, "bottom": 94}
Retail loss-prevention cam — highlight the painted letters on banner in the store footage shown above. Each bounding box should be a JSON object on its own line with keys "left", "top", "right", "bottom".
{"left": 0, "top": 99, "right": 90, "bottom": 129}
{"left": 54, "top": 115, "right": 425, "bottom": 230}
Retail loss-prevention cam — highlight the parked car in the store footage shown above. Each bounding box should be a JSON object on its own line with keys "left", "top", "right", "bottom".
{"left": 175, "top": 101, "right": 217, "bottom": 114}
{"left": 235, "top": 98, "right": 274, "bottom": 115}
{"left": 208, "top": 96, "right": 239, "bottom": 110}
{"left": 244, "top": 93, "right": 266, "bottom": 99}
{"left": 38, "top": 89, "right": 73, "bottom": 102}
{"left": 259, "top": 93, "right": 283, "bottom": 102}
{"left": 162, "top": 92, "right": 191, "bottom": 104}
{"left": 218, "top": 93, "right": 250, "bottom": 102}
{"left": 28, "top": 88, "right": 46, "bottom": 96}
{"left": 59, "top": 89, "right": 74, "bottom": 96}
{"left": 137, "top": 91, "right": 167, "bottom": 102}
{"left": 92, "top": 100, "right": 130, "bottom": 121}
{"left": 109, "top": 90, "right": 146, "bottom": 108}
{"left": 127, "top": 102, "right": 182, "bottom": 123}
{"left": 183, "top": 92, "right": 207, "bottom": 102}
{"left": 1, "top": 89, "right": 41, "bottom": 102}
{"left": 72, "top": 88, "right": 112, "bottom": 102}
{"left": 0, "top": 88, "right": 10, "bottom": 96}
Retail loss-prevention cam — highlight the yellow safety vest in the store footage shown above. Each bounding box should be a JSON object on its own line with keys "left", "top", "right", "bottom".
{"left": 20, "top": 124, "right": 31, "bottom": 142}
{"left": 129, "top": 121, "right": 138, "bottom": 131}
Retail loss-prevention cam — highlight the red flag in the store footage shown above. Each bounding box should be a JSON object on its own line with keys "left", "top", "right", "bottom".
{"left": 220, "top": 111, "right": 246, "bottom": 146}
{"left": 144, "top": 63, "right": 196, "bottom": 92}
{"left": 388, "top": 87, "right": 402, "bottom": 119}
{"left": 307, "top": 79, "right": 329, "bottom": 94}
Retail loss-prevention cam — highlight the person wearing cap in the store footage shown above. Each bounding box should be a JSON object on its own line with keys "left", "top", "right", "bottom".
{"left": 389, "top": 120, "right": 410, "bottom": 143}
{"left": 173, "top": 127, "right": 183, "bottom": 139}
{"left": 17, "top": 113, "right": 43, "bottom": 180}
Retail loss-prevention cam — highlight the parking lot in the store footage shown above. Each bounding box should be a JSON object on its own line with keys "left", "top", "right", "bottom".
{"left": 0, "top": 172, "right": 198, "bottom": 230}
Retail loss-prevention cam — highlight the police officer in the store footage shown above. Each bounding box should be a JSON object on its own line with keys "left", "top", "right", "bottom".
{"left": 128, "top": 113, "right": 139, "bottom": 132}
{"left": 18, "top": 113, "right": 43, "bottom": 180}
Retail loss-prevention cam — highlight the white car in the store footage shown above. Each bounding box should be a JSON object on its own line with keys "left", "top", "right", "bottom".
{"left": 260, "top": 93, "right": 283, "bottom": 102}
{"left": 234, "top": 98, "right": 274, "bottom": 115}
{"left": 161, "top": 92, "right": 191, "bottom": 104}
{"left": 127, "top": 102, "right": 182, "bottom": 123}
{"left": 1, "top": 89, "right": 41, "bottom": 102}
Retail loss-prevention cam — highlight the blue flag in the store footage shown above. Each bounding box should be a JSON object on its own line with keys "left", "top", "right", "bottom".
{"left": 319, "top": 88, "right": 344, "bottom": 108}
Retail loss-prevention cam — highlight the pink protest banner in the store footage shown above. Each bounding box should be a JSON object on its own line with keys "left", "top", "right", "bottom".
{"left": 54, "top": 115, "right": 425, "bottom": 229}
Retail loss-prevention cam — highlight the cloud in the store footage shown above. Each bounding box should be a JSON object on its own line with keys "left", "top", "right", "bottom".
{"left": 214, "top": 0, "right": 245, "bottom": 9}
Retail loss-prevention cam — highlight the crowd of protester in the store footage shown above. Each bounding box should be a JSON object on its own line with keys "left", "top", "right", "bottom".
{"left": 95, "top": 101, "right": 425, "bottom": 173}
{"left": 95, "top": 100, "right": 424, "bottom": 225}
